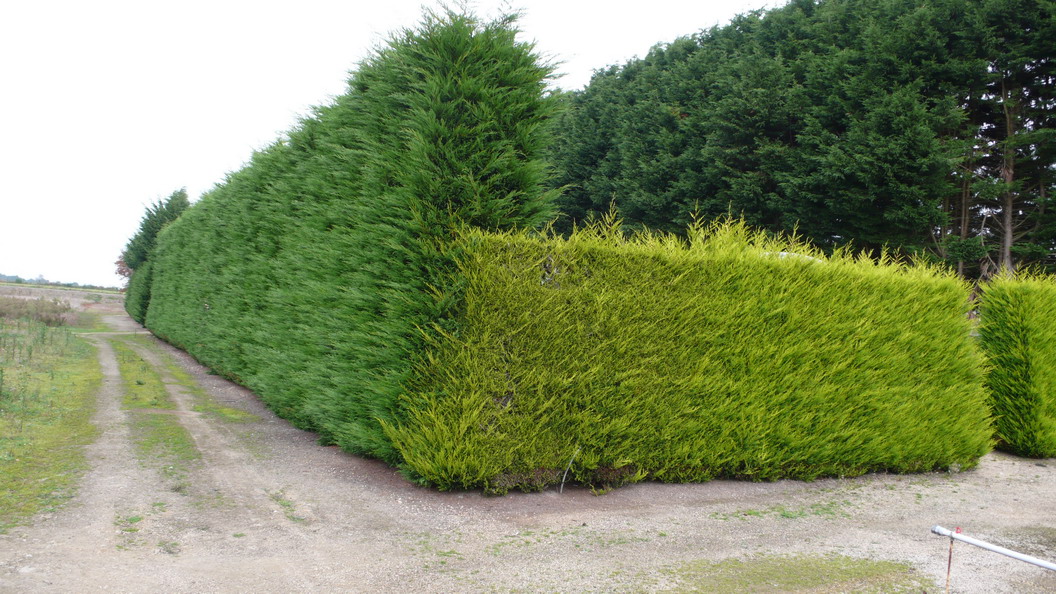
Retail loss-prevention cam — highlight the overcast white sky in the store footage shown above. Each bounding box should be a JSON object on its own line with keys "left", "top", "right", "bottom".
{"left": 0, "top": 0, "right": 776, "bottom": 288}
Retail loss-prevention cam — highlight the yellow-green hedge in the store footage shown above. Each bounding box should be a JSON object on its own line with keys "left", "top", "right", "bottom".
{"left": 388, "top": 220, "right": 993, "bottom": 493}
{"left": 979, "top": 273, "right": 1056, "bottom": 457}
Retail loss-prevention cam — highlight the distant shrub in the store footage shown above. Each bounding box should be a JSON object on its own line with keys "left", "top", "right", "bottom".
{"left": 979, "top": 273, "right": 1056, "bottom": 457}
{"left": 122, "top": 189, "right": 188, "bottom": 319}
{"left": 386, "top": 219, "right": 993, "bottom": 493}
{"left": 125, "top": 261, "right": 152, "bottom": 324}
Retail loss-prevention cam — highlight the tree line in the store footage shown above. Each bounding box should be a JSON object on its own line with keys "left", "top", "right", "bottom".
{"left": 547, "top": 0, "right": 1055, "bottom": 278}
{"left": 123, "top": 0, "right": 1054, "bottom": 280}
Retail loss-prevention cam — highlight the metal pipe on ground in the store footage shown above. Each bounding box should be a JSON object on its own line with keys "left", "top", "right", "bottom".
{"left": 931, "top": 525, "right": 1056, "bottom": 571}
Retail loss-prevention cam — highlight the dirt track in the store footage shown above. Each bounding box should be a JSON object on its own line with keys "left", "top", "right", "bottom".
{"left": 1, "top": 289, "right": 1054, "bottom": 592}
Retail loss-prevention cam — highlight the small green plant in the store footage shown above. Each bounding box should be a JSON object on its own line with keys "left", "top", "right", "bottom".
{"left": 115, "top": 514, "right": 144, "bottom": 533}
{"left": 158, "top": 540, "right": 181, "bottom": 555}
{"left": 268, "top": 490, "right": 306, "bottom": 523}
{"left": 113, "top": 511, "right": 150, "bottom": 551}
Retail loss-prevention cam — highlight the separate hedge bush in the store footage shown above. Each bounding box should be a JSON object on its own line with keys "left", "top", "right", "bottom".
{"left": 979, "top": 273, "right": 1056, "bottom": 457}
{"left": 386, "top": 219, "right": 993, "bottom": 493}
{"left": 143, "top": 11, "right": 558, "bottom": 463}
{"left": 124, "top": 261, "right": 152, "bottom": 324}
{"left": 122, "top": 189, "right": 189, "bottom": 321}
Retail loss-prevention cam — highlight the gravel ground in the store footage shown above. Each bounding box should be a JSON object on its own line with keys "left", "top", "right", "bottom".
{"left": 0, "top": 287, "right": 1054, "bottom": 592}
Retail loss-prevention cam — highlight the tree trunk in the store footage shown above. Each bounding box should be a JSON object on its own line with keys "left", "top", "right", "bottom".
{"left": 999, "top": 78, "right": 1017, "bottom": 274}
{"left": 958, "top": 163, "right": 972, "bottom": 277}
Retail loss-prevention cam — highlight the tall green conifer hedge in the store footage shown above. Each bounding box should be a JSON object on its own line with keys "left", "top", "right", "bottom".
{"left": 387, "top": 220, "right": 993, "bottom": 493}
{"left": 144, "top": 11, "right": 558, "bottom": 462}
{"left": 979, "top": 274, "right": 1056, "bottom": 457}
{"left": 136, "top": 9, "right": 997, "bottom": 493}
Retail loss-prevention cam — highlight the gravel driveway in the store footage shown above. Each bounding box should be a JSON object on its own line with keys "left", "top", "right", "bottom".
{"left": 1, "top": 289, "right": 1053, "bottom": 592}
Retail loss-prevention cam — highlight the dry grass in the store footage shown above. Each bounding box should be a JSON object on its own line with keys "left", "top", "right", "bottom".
{"left": 0, "top": 295, "right": 74, "bottom": 326}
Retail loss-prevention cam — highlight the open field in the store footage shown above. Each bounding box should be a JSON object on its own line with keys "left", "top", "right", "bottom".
{"left": 0, "top": 285, "right": 1053, "bottom": 592}
{"left": 0, "top": 304, "right": 100, "bottom": 533}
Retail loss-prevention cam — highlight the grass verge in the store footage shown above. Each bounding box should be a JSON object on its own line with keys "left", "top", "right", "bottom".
{"left": 0, "top": 322, "right": 100, "bottom": 533}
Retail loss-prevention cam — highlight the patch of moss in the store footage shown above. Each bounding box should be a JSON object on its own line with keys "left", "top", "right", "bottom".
{"left": 1015, "top": 525, "right": 1056, "bottom": 557}
{"left": 665, "top": 554, "right": 934, "bottom": 593}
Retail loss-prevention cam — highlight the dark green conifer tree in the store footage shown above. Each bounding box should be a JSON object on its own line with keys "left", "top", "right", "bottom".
{"left": 548, "top": 0, "right": 1056, "bottom": 276}
{"left": 121, "top": 188, "right": 189, "bottom": 322}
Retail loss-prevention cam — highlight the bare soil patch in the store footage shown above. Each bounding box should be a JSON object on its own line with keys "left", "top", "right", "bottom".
{"left": 0, "top": 287, "right": 1053, "bottom": 592}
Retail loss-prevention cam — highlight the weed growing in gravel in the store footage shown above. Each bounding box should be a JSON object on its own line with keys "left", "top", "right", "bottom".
{"left": 113, "top": 513, "right": 147, "bottom": 551}
{"left": 115, "top": 514, "right": 144, "bottom": 533}
{"left": 157, "top": 540, "right": 181, "bottom": 555}
{"left": 190, "top": 489, "right": 230, "bottom": 510}
{"left": 268, "top": 490, "right": 306, "bottom": 523}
